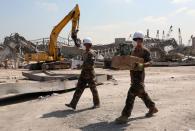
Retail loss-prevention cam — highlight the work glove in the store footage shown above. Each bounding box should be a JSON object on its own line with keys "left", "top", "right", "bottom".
{"left": 133, "top": 62, "right": 144, "bottom": 71}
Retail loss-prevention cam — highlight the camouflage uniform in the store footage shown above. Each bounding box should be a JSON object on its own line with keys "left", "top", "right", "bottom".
{"left": 69, "top": 50, "right": 100, "bottom": 108}
{"left": 121, "top": 47, "right": 155, "bottom": 117}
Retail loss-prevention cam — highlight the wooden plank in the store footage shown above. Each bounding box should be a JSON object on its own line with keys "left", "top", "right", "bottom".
{"left": 112, "top": 55, "right": 144, "bottom": 70}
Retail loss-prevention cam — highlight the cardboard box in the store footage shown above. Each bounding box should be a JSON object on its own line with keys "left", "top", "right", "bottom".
{"left": 112, "top": 55, "right": 144, "bottom": 70}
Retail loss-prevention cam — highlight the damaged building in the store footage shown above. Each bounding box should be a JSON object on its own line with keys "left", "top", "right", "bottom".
{"left": 0, "top": 33, "right": 195, "bottom": 69}
{"left": 0, "top": 33, "right": 37, "bottom": 68}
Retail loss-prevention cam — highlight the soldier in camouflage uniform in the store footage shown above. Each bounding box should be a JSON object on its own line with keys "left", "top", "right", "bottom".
{"left": 65, "top": 37, "right": 100, "bottom": 110}
{"left": 115, "top": 32, "right": 158, "bottom": 124}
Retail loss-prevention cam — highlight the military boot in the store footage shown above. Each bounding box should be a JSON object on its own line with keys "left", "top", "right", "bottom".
{"left": 115, "top": 116, "right": 128, "bottom": 124}
{"left": 91, "top": 104, "right": 100, "bottom": 109}
{"left": 145, "top": 107, "right": 158, "bottom": 117}
{"left": 65, "top": 103, "right": 76, "bottom": 110}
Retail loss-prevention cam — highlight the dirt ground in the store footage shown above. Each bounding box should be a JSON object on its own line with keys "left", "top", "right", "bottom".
{"left": 0, "top": 67, "right": 195, "bottom": 131}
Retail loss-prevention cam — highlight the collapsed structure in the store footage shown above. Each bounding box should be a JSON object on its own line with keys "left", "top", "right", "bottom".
{"left": 0, "top": 33, "right": 37, "bottom": 68}
{"left": 0, "top": 33, "right": 195, "bottom": 69}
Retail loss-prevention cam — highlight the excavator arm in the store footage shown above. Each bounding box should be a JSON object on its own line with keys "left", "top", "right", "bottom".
{"left": 49, "top": 4, "right": 80, "bottom": 60}
{"left": 24, "top": 4, "right": 81, "bottom": 70}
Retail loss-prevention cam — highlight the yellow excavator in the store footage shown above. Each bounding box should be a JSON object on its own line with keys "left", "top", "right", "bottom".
{"left": 25, "top": 4, "right": 81, "bottom": 70}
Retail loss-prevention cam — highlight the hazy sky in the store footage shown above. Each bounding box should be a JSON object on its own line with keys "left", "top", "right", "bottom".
{"left": 0, "top": 0, "right": 195, "bottom": 45}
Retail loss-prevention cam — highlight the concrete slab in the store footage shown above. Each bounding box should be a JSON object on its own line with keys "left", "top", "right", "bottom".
{"left": 0, "top": 73, "right": 112, "bottom": 100}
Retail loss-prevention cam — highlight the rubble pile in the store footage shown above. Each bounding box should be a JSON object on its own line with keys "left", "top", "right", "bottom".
{"left": 0, "top": 33, "right": 37, "bottom": 68}
{"left": 145, "top": 38, "right": 195, "bottom": 62}
{"left": 0, "top": 33, "right": 195, "bottom": 69}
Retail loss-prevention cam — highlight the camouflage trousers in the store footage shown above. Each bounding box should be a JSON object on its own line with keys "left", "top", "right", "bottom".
{"left": 69, "top": 77, "right": 100, "bottom": 107}
{"left": 122, "top": 82, "right": 155, "bottom": 117}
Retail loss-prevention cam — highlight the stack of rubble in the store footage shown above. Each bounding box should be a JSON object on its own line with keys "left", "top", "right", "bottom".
{"left": 1, "top": 33, "right": 195, "bottom": 69}
{"left": 0, "top": 33, "right": 37, "bottom": 68}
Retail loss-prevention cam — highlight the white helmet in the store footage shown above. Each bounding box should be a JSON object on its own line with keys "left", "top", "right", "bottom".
{"left": 83, "top": 37, "right": 92, "bottom": 45}
{"left": 133, "top": 31, "right": 144, "bottom": 41}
